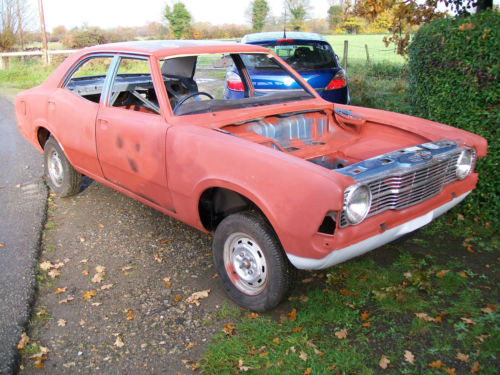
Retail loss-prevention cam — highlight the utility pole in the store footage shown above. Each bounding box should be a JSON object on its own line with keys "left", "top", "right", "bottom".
{"left": 37, "top": 0, "right": 49, "bottom": 64}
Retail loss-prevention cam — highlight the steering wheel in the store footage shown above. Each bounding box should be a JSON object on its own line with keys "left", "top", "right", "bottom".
{"left": 173, "top": 92, "right": 213, "bottom": 115}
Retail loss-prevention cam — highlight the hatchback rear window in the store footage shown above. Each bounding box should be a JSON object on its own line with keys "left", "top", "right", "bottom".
{"left": 259, "top": 41, "right": 337, "bottom": 70}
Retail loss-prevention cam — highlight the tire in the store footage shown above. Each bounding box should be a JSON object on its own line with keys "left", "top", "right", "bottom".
{"left": 44, "top": 136, "right": 81, "bottom": 197}
{"left": 213, "top": 211, "right": 293, "bottom": 312}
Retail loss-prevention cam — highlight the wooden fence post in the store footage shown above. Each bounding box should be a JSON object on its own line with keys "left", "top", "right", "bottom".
{"left": 365, "top": 44, "right": 371, "bottom": 64}
{"left": 343, "top": 40, "right": 348, "bottom": 70}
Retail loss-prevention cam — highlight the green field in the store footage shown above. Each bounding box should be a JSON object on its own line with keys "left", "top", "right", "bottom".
{"left": 325, "top": 34, "right": 405, "bottom": 66}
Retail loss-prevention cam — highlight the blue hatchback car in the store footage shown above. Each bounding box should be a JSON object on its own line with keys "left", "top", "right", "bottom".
{"left": 225, "top": 31, "right": 350, "bottom": 104}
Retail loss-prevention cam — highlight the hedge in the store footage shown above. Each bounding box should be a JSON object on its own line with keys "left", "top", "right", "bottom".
{"left": 408, "top": 9, "right": 499, "bottom": 227}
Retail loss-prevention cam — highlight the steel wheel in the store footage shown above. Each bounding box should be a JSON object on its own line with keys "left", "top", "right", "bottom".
{"left": 47, "top": 149, "right": 64, "bottom": 187}
{"left": 223, "top": 232, "right": 268, "bottom": 295}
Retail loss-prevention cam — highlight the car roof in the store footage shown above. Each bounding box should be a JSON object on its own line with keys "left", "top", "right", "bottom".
{"left": 241, "top": 31, "right": 327, "bottom": 44}
{"left": 79, "top": 39, "right": 270, "bottom": 58}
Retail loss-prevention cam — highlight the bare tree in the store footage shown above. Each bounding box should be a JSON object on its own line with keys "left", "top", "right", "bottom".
{"left": 1, "top": 0, "right": 31, "bottom": 51}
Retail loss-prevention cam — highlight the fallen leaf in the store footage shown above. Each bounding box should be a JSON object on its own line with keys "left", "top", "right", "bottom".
{"left": 121, "top": 266, "right": 133, "bottom": 272}
{"left": 54, "top": 287, "right": 67, "bottom": 295}
{"left": 57, "top": 319, "right": 66, "bottom": 327}
{"left": 91, "top": 272, "right": 105, "bottom": 283}
{"left": 238, "top": 359, "right": 250, "bottom": 371}
{"left": 457, "top": 213, "right": 465, "bottom": 221}
{"left": 163, "top": 277, "right": 171, "bottom": 287}
{"left": 362, "top": 322, "right": 371, "bottom": 327}
{"left": 0, "top": 243, "right": 4, "bottom": 248}
{"left": 456, "top": 352, "right": 469, "bottom": 362}
{"left": 361, "top": 311, "right": 371, "bottom": 320}
{"left": 466, "top": 246, "right": 474, "bottom": 253}
{"left": 153, "top": 254, "right": 163, "bottom": 263}
{"left": 95, "top": 265, "right": 106, "bottom": 273}
{"left": 339, "top": 289, "right": 355, "bottom": 295}
{"left": 334, "top": 328, "right": 348, "bottom": 339}
{"left": 58, "top": 297, "right": 74, "bottom": 304}
{"left": 91, "top": 302, "right": 101, "bottom": 307}
{"left": 404, "top": 350, "right": 415, "bottom": 364}
{"left": 475, "top": 334, "right": 490, "bottom": 343}
{"left": 101, "top": 284, "right": 113, "bottom": 290}
{"left": 301, "top": 277, "right": 313, "bottom": 283}
{"left": 273, "top": 337, "right": 279, "bottom": 344}
{"left": 459, "top": 271, "right": 468, "bottom": 279}
{"left": 114, "top": 336, "right": 124, "bottom": 348}
{"left": 36, "top": 308, "right": 47, "bottom": 317}
{"left": 79, "top": 259, "right": 88, "bottom": 264}
{"left": 379, "top": 354, "right": 390, "bottom": 369}
{"left": 82, "top": 270, "right": 89, "bottom": 276}
{"left": 303, "top": 368, "right": 312, "bottom": 375}
{"left": 52, "top": 262, "right": 64, "bottom": 269}
{"left": 470, "top": 361, "right": 480, "bottom": 373}
{"left": 428, "top": 360, "right": 443, "bottom": 368}
{"left": 299, "top": 350, "right": 308, "bottom": 361}
{"left": 444, "top": 367, "right": 457, "bottom": 375}
{"left": 47, "top": 269, "right": 60, "bottom": 279}
{"left": 415, "top": 313, "right": 435, "bottom": 322}
{"left": 223, "top": 323, "right": 235, "bottom": 335}
{"left": 299, "top": 295, "right": 309, "bottom": 302}
{"left": 126, "top": 309, "right": 134, "bottom": 320}
{"left": 248, "top": 312, "right": 260, "bottom": 319}
{"left": 344, "top": 302, "right": 355, "bottom": 309}
{"left": 292, "top": 326, "right": 303, "bottom": 332}
{"left": 185, "top": 342, "right": 195, "bottom": 350}
{"left": 34, "top": 357, "right": 46, "bottom": 369}
{"left": 436, "top": 269, "right": 450, "bottom": 278}
{"left": 79, "top": 237, "right": 85, "bottom": 242}
{"left": 306, "top": 340, "right": 317, "bottom": 349}
{"left": 259, "top": 351, "right": 268, "bottom": 357}
{"left": 79, "top": 319, "right": 85, "bottom": 326}
{"left": 461, "top": 317, "right": 476, "bottom": 325}
{"left": 174, "top": 295, "right": 182, "bottom": 303}
{"left": 185, "top": 289, "right": 210, "bottom": 306}
{"left": 17, "top": 333, "right": 29, "bottom": 350}
{"left": 29, "top": 346, "right": 50, "bottom": 358}
{"left": 288, "top": 308, "right": 297, "bottom": 322}
{"left": 39, "top": 261, "right": 54, "bottom": 271}
{"left": 82, "top": 290, "right": 96, "bottom": 300}
{"left": 290, "top": 346, "right": 296, "bottom": 353}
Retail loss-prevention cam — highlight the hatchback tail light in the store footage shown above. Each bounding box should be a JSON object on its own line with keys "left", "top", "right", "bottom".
{"left": 326, "top": 71, "right": 347, "bottom": 90}
{"left": 226, "top": 71, "right": 244, "bottom": 91}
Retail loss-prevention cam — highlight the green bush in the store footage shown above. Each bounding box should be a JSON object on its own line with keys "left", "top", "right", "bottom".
{"left": 408, "top": 10, "right": 499, "bottom": 227}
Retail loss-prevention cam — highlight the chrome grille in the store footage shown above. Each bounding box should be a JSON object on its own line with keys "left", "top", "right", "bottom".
{"left": 340, "top": 152, "right": 463, "bottom": 227}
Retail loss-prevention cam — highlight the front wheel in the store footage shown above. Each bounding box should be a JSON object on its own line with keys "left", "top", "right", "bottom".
{"left": 213, "top": 211, "right": 293, "bottom": 312}
{"left": 44, "top": 136, "right": 81, "bottom": 197}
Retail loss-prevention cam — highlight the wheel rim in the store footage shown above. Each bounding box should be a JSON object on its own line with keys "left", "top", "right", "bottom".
{"left": 223, "top": 232, "right": 268, "bottom": 295}
{"left": 48, "top": 149, "right": 63, "bottom": 187}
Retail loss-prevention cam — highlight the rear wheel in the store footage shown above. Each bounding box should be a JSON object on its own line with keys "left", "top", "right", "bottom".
{"left": 44, "top": 136, "right": 81, "bottom": 197}
{"left": 213, "top": 211, "right": 293, "bottom": 312}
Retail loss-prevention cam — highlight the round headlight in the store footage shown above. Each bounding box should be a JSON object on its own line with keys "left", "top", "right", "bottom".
{"left": 456, "top": 149, "right": 474, "bottom": 180}
{"left": 345, "top": 185, "right": 372, "bottom": 225}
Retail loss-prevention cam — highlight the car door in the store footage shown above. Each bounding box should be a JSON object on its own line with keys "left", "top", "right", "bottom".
{"left": 95, "top": 55, "right": 174, "bottom": 210}
{"left": 47, "top": 55, "right": 115, "bottom": 178}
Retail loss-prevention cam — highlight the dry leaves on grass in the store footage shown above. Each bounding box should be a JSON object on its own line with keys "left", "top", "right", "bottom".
{"left": 288, "top": 308, "right": 297, "bottom": 322}
{"left": 248, "top": 312, "right": 260, "bottom": 319}
{"left": 223, "top": 323, "right": 235, "bottom": 335}
{"left": 303, "top": 368, "right": 312, "bottom": 375}
{"left": 361, "top": 311, "right": 371, "bottom": 321}
{"left": 444, "top": 368, "right": 457, "bottom": 375}
{"left": 428, "top": 360, "right": 443, "bottom": 368}
{"left": 47, "top": 269, "right": 61, "bottom": 279}
{"left": 404, "top": 350, "right": 415, "bottom": 364}
{"left": 185, "top": 289, "right": 210, "bottom": 306}
{"left": 299, "top": 351, "right": 308, "bottom": 361}
{"left": 456, "top": 352, "right": 469, "bottom": 362}
{"left": 461, "top": 317, "right": 476, "bottom": 325}
{"left": 379, "top": 355, "right": 390, "bottom": 369}
{"left": 470, "top": 361, "right": 480, "bottom": 373}
{"left": 17, "top": 332, "right": 29, "bottom": 350}
{"left": 436, "top": 269, "right": 450, "bottom": 278}
{"left": 29, "top": 346, "right": 50, "bottom": 369}
{"left": 334, "top": 328, "right": 348, "bottom": 339}
{"left": 238, "top": 359, "right": 251, "bottom": 371}
{"left": 39, "top": 261, "right": 64, "bottom": 271}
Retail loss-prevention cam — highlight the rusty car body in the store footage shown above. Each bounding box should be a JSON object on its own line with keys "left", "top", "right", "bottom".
{"left": 15, "top": 40, "right": 487, "bottom": 311}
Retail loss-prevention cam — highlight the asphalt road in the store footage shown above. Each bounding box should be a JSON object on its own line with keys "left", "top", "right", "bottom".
{"left": 0, "top": 96, "right": 47, "bottom": 374}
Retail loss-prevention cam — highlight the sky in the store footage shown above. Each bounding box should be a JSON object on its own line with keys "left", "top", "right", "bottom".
{"left": 36, "top": 0, "right": 332, "bottom": 32}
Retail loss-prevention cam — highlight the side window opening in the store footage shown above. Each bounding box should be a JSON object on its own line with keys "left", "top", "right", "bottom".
{"left": 109, "top": 57, "right": 160, "bottom": 115}
{"left": 64, "top": 56, "right": 113, "bottom": 103}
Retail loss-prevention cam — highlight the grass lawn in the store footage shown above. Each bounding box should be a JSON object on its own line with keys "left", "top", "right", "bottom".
{"left": 201, "top": 217, "right": 499, "bottom": 374}
{"left": 325, "top": 34, "right": 405, "bottom": 66}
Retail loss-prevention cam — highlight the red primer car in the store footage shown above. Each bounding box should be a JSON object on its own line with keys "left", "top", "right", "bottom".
{"left": 15, "top": 41, "right": 487, "bottom": 311}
